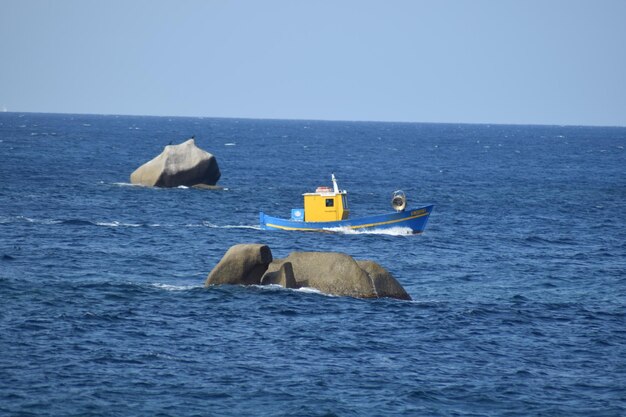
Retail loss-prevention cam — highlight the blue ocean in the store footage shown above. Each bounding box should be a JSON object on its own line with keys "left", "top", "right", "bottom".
{"left": 1, "top": 112, "right": 624, "bottom": 416}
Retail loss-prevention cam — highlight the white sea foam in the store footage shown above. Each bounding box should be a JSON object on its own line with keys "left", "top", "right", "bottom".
{"left": 15, "top": 216, "right": 61, "bottom": 225}
{"left": 254, "top": 284, "right": 328, "bottom": 296}
{"left": 202, "top": 221, "right": 260, "bottom": 230}
{"left": 224, "top": 143, "right": 236, "bottom": 146}
{"left": 96, "top": 221, "right": 142, "bottom": 227}
{"left": 112, "top": 182, "right": 142, "bottom": 187}
{"left": 151, "top": 283, "right": 202, "bottom": 291}
{"left": 295, "top": 287, "right": 326, "bottom": 295}
{"left": 323, "top": 226, "right": 415, "bottom": 236}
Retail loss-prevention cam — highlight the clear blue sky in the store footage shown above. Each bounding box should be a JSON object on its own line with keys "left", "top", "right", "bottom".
{"left": 1, "top": 0, "right": 625, "bottom": 126}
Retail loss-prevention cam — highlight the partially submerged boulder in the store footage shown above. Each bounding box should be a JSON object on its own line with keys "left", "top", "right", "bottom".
{"left": 205, "top": 244, "right": 272, "bottom": 286}
{"left": 260, "top": 262, "right": 297, "bottom": 289}
{"left": 357, "top": 260, "right": 411, "bottom": 301}
{"left": 130, "top": 139, "right": 221, "bottom": 187}
{"left": 265, "top": 252, "right": 377, "bottom": 298}
{"left": 204, "top": 244, "right": 411, "bottom": 300}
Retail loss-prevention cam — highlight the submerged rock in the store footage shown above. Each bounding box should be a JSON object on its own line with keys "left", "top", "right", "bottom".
{"left": 205, "top": 244, "right": 410, "bottom": 300}
{"left": 130, "top": 138, "right": 220, "bottom": 187}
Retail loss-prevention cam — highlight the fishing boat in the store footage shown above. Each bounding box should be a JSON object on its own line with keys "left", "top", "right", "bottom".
{"left": 259, "top": 174, "right": 433, "bottom": 233}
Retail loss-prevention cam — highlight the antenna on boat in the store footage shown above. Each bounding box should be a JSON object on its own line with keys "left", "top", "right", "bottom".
{"left": 331, "top": 173, "right": 340, "bottom": 194}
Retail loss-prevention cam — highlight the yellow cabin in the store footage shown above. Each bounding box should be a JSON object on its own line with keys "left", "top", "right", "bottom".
{"left": 294, "top": 174, "right": 350, "bottom": 222}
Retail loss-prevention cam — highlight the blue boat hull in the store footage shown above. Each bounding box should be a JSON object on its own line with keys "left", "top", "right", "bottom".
{"left": 259, "top": 205, "right": 434, "bottom": 233}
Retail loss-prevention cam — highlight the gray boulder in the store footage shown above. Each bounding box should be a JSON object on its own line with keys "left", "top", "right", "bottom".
{"left": 266, "top": 252, "right": 378, "bottom": 298}
{"left": 205, "top": 244, "right": 272, "bottom": 286}
{"left": 204, "top": 245, "right": 411, "bottom": 300}
{"left": 357, "top": 260, "right": 411, "bottom": 301}
{"left": 260, "top": 261, "right": 297, "bottom": 289}
{"left": 130, "top": 139, "right": 220, "bottom": 187}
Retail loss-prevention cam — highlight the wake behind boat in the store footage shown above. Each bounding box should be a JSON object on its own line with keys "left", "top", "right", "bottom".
{"left": 259, "top": 174, "right": 433, "bottom": 233}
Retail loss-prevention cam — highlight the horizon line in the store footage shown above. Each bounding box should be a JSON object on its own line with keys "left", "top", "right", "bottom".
{"left": 2, "top": 109, "right": 624, "bottom": 129}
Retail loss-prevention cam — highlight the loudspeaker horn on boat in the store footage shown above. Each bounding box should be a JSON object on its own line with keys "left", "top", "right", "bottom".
{"left": 391, "top": 190, "right": 407, "bottom": 212}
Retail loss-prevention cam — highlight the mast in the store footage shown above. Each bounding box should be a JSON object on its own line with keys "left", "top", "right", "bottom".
{"left": 331, "top": 173, "right": 340, "bottom": 194}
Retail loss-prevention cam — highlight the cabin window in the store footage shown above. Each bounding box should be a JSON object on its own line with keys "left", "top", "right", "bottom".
{"left": 325, "top": 198, "right": 334, "bottom": 207}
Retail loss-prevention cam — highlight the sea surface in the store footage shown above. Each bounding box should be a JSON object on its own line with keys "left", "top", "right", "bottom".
{"left": 1, "top": 112, "right": 625, "bottom": 416}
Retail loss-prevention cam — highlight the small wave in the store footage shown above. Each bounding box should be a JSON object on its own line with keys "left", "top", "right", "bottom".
{"left": 202, "top": 221, "right": 261, "bottom": 230}
{"left": 62, "top": 219, "right": 96, "bottom": 226}
{"left": 295, "top": 287, "right": 326, "bottom": 295}
{"left": 11, "top": 216, "right": 61, "bottom": 225}
{"left": 151, "top": 283, "right": 203, "bottom": 291}
{"left": 4, "top": 215, "right": 147, "bottom": 228}
{"left": 112, "top": 182, "right": 141, "bottom": 187}
{"left": 96, "top": 221, "right": 143, "bottom": 228}
{"left": 224, "top": 143, "right": 236, "bottom": 146}
{"left": 177, "top": 185, "right": 189, "bottom": 189}
{"left": 324, "top": 226, "right": 415, "bottom": 236}
{"left": 254, "top": 284, "right": 329, "bottom": 296}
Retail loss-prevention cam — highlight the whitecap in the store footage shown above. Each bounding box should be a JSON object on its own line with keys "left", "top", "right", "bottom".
{"left": 253, "top": 284, "right": 328, "bottom": 296}
{"left": 224, "top": 143, "right": 236, "bottom": 146}
{"left": 185, "top": 223, "right": 204, "bottom": 227}
{"left": 16, "top": 216, "right": 61, "bottom": 225}
{"left": 96, "top": 221, "right": 142, "bottom": 227}
{"left": 112, "top": 182, "right": 142, "bottom": 187}
{"left": 295, "top": 287, "right": 326, "bottom": 295}
{"left": 202, "top": 221, "right": 260, "bottom": 230}
{"left": 151, "top": 283, "right": 202, "bottom": 291}
{"left": 221, "top": 224, "right": 261, "bottom": 230}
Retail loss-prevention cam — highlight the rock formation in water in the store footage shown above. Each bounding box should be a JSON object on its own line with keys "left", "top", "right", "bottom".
{"left": 260, "top": 261, "right": 297, "bottom": 289}
{"left": 205, "top": 243, "right": 411, "bottom": 300}
{"left": 206, "top": 244, "right": 272, "bottom": 286}
{"left": 264, "top": 252, "right": 377, "bottom": 298}
{"left": 130, "top": 138, "right": 221, "bottom": 187}
{"left": 357, "top": 260, "right": 411, "bottom": 300}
